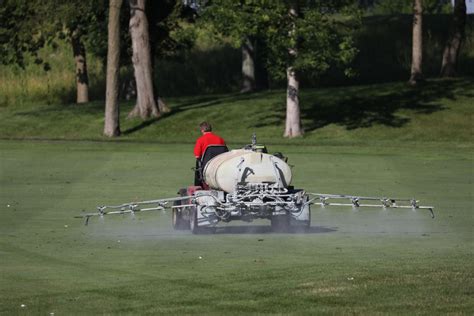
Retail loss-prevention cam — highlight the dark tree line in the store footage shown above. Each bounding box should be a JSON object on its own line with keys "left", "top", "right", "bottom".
{"left": 409, "top": 0, "right": 467, "bottom": 85}
{"left": 441, "top": 0, "right": 467, "bottom": 77}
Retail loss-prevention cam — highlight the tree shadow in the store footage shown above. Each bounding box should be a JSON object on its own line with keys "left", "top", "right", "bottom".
{"left": 122, "top": 117, "right": 160, "bottom": 135}
{"left": 304, "top": 80, "right": 471, "bottom": 132}
{"left": 13, "top": 78, "right": 471, "bottom": 137}
{"left": 252, "top": 79, "right": 468, "bottom": 131}
{"left": 122, "top": 91, "right": 275, "bottom": 135}
{"left": 171, "top": 90, "right": 275, "bottom": 112}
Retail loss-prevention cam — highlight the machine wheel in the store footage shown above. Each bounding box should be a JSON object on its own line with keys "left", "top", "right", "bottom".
{"left": 293, "top": 218, "right": 311, "bottom": 232}
{"left": 296, "top": 195, "right": 311, "bottom": 231}
{"left": 190, "top": 206, "right": 215, "bottom": 235}
{"left": 286, "top": 192, "right": 311, "bottom": 232}
{"left": 303, "top": 208, "right": 311, "bottom": 230}
{"left": 271, "top": 214, "right": 290, "bottom": 233}
{"left": 172, "top": 208, "right": 190, "bottom": 230}
{"left": 190, "top": 206, "right": 202, "bottom": 234}
{"left": 172, "top": 189, "right": 190, "bottom": 230}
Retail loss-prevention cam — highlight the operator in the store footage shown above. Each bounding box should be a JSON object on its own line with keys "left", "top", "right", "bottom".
{"left": 194, "top": 122, "right": 226, "bottom": 185}
{"left": 194, "top": 122, "right": 226, "bottom": 159}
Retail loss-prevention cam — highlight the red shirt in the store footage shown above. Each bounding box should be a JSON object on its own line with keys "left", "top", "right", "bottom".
{"left": 194, "top": 132, "right": 226, "bottom": 158}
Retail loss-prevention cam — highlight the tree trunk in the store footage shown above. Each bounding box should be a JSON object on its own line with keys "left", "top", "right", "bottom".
{"left": 284, "top": 2, "right": 302, "bottom": 138}
{"left": 104, "top": 0, "right": 123, "bottom": 137}
{"left": 157, "top": 97, "right": 169, "bottom": 113}
{"left": 241, "top": 37, "right": 256, "bottom": 93}
{"left": 71, "top": 32, "right": 89, "bottom": 103}
{"left": 255, "top": 38, "right": 269, "bottom": 90}
{"left": 146, "top": 3, "right": 171, "bottom": 114}
{"left": 284, "top": 66, "right": 302, "bottom": 137}
{"left": 440, "top": 0, "right": 467, "bottom": 77}
{"left": 128, "top": 0, "right": 160, "bottom": 119}
{"left": 408, "top": 0, "right": 423, "bottom": 85}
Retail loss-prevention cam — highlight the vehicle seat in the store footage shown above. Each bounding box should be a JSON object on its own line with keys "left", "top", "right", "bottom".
{"left": 195, "top": 145, "right": 228, "bottom": 187}
{"left": 201, "top": 145, "right": 229, "bottom": 170}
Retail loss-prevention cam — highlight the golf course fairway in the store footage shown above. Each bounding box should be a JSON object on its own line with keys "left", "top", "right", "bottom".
{"left": 0, "top": 140, "right": 472, "bottom": 314}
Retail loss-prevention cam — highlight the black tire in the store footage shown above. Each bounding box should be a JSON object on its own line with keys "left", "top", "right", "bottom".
{"left": 172, "top": 189, "right": 190, "bottom": 230}
{"left": 190, "top": 206, "right": 200, "bottom": 234}
{"left": 304, "top": 211, "right": 311, "bottom": 230}
{"left": 190, "top": 206, "right": 215, "bottom": 235}
{"left": 172, "top": 208, "right": 189, "bottom": 230}
{"left": 291, "top": 219, "right": 311, "bottom": 233}
{"left": 271, "top": 214, "right": 290, "bottom": 233}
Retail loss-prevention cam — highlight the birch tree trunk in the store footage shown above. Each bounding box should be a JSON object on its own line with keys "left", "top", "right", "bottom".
{"left": 104, "top": 0, "right": 122, "bottom": 137}
{"left": 71, "top": 32, "right": 89, "bottom": 103}
{"left": 284, "top": 66, "right": 302, "bottom": 137}
{"left": 128, "top": 0, "right": 160, "bottom": 119}
{"left": 241, "top": 37, "right": 256, "bottom": 93}
{"left": 284, "top": 3, "right": 302, "bottom": 138}
{"left": 408, "top": 0, "right": 423, "bottom": 86}
{"left": 440, "top": 0, "right": 467, "bottom": 77}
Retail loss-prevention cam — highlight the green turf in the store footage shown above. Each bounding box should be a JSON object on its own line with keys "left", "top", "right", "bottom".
{"left": 0, "top": 78, "right": 473, "bottom": 146}
{"left": 0, "top": 140, "right": 472, "bottom": 314}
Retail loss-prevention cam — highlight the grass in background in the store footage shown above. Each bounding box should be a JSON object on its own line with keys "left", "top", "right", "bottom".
{"left": 0, "top": 41, "right": 104, "bottom": 107}
{"left": 0, "top": 141, "right": 472, "bottom": 314}
{"left": 0, "top": 78, "right": 472, "bottom": 146}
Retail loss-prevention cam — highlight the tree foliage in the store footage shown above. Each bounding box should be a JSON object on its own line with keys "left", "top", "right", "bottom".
{"left": 364, "top": 0, "right": 451, "bottom": 14}
{"left": 202, "top": 0, "right": 274, "bottom": 48}
{"left": 0, "top": 0, "right": 107, "bottom": 68}
{"left": 203, "top": 0, "right": 360, "bottom": 81}
{"left": 148, "top": 1, "right": 197, "bottom": 60}
{"left": 269, "top": 1, "right": 360, "bottom": 80}
{"left": 0, "top": 0, "right": 56, "bottom": 69}
{"left": 0, "top": 0, "right": 194, "bottom": 71}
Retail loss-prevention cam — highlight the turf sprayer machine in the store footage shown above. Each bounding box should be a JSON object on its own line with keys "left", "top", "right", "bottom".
{"left": 77, "top": 135, "right": 435, "bottom": 233}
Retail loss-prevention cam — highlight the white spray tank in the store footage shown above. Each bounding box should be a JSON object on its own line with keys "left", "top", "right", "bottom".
{"left": 203, "top": 135, "right": 292, "bottom": 193}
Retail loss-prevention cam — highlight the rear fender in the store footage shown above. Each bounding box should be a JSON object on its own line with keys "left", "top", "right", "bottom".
{"left": 195, "top": 190, "right": 220, "bottom": 227}
{"left": 290, "top": 194, "right": 311, "bottom": 224}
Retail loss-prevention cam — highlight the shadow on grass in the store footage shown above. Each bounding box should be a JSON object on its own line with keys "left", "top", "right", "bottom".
{"left": 122, "top": 91, "right": 277, "bottom": 135}
{"left": 213, "top": 225, "right": 337, "bottom": 235}
{"left": 122, "top": 117, "right": 160, "bottom": 135}
{"left": 305, "top": 81, "right": 449, "bottom": 131}
{"left": 253, "top": 79, "right": 471, "bottom": 132}
{"left": 12, "top": 78, "right": 472, "bottom": 136}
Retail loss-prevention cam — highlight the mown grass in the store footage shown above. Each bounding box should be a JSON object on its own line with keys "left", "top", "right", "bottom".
{"left": 0, "top": 78, "right": 472, "bottom": 147}
{"left": 0, "top": 140, "right": 472, "bottom": 314}
{"left": 0, "top": 68, "right": 472, "bottom": 314}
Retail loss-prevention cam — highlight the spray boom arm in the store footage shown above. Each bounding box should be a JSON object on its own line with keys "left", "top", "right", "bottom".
{"left": 76, "top": 189, "right": 435, "bottom": 226}
{"left": 75, "top": 196, "right": 190, "bottom": 225}
{"left": 307, "top": 193, "right": 435, "bottom": 218}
